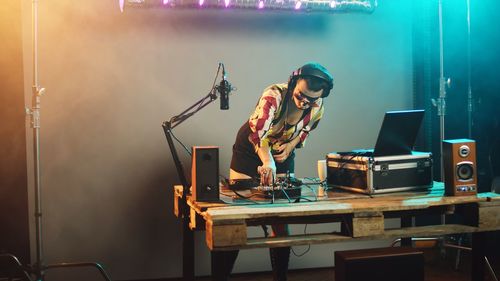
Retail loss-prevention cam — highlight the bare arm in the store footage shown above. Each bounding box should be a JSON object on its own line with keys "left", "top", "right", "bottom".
{"left": 257, "top": 143, "right": 276, "bottom": 186}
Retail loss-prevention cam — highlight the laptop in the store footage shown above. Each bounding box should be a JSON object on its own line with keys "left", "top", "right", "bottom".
{"left": 340, "top": 109, "right": 425, "bottom": 157}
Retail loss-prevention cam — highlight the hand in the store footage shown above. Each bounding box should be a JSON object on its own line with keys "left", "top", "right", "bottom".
{"left": 273, "top": 142, "right": 295, "bottom": 163}
{"left": 258, "top": 164, "right": 276, "bottom": 186}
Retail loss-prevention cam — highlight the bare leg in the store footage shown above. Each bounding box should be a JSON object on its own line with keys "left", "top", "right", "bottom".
{"left": 230, "top": 168, "right": 252, "bottom": 180}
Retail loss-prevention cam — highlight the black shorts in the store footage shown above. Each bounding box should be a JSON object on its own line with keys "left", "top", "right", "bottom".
{"left": 230, "top": 122, "right": 295, "bottom": 178}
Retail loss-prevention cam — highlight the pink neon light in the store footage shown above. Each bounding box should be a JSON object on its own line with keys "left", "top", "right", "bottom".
{"left": 119, "top": 0, "right": 124, "bottom": 12}
{"left": 225, "top": 0, "right": 230, "bottom": 7}
{"left": 199, "top": 0, "right": 204, "bottom": 5}
{"left": 295, "top": 1, "right": 301, "bottom": 9}
{"left": 258, "top": 0, "right": 264, "bottom": 8}
{"left": 163, "top": 0, "right": 169, "bottom": 4}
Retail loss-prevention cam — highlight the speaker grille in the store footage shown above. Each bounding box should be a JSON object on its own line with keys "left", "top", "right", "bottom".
{"left": 456, "top": 162, "right": 474, "bottom": 181}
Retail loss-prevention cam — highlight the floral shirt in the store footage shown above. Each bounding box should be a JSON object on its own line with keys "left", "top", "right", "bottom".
{"left": 248, "top": 83, "right": 324, "bottom": 152}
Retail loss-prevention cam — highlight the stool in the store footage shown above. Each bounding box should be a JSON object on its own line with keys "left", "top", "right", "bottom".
{"left": 335, "top": 247, "right": 424, "bottom": 281}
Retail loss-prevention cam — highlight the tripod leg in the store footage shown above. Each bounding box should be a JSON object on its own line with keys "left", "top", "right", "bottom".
{"left": 0, "top": 254, "right": 33, "bottom": 281}
{"left": 485, "top": 256, "right": 499, "bottom": 281}
{"left": 183, "top": 215, "right": 195, "bottom": 281}
{"left": 46, "top": 262, "right": 112, "bottom": 281}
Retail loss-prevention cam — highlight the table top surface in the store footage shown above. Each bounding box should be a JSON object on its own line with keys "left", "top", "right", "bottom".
{"left": 180, "top": 181, "right": 500, "bottom": 221}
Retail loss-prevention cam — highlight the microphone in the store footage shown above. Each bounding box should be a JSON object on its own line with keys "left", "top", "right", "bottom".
{"left": 219, "top": 64, "right": 232, "bottom": 110}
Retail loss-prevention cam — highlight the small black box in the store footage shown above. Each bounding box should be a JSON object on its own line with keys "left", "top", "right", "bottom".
{"left": 335, "top": 247, "right": 424, "bottom": 281}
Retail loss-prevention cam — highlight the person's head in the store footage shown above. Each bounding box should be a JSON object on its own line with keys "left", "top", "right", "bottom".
{"left": 288, "top": 62, "right": 334, "bottom": 109}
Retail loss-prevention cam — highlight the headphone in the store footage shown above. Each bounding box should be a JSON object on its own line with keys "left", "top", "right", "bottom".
{"left": 288, "top": 63, "right": 334, "bottom": 98}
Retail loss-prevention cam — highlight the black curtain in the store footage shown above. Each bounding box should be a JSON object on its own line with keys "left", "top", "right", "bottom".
{"left": 412, "top": 0, "right": 500, "bottom": 257}
{"left": 413, "top": 0, "right": 500, "bottom": 191}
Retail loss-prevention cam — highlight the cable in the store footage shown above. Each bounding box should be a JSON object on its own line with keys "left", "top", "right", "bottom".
{"left": 232, "top": 190, "right": 262, "bottom": 204}
{"left": 295, "top": 196, "right": 314, "bottom": 202}
{"left": 170, "top": 129, "right": 191, "bottom": 156}
{"left": 302, "top": 183, "right": 318, "bottom": 201}
{"left": 219, "top": 176, "right": 261, "bottom": 203}
{"left": 167, "top": 63, "right": 223, "bottom": 157}
{"left": 303, "top": 177, "right": 322, "bottom": 185}
{"left": 193, "top": 63, "right": 221, "bottom": 113}
{"left": 291, "top": 224, "right": 311, "bottom": 257}
{"left": 280, "top": 185, "right": 292, "bottom": 203}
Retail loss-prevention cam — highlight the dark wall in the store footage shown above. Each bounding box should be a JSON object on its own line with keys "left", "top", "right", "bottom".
{"left": 469, "top": 0, "right": 500, "bottom": 190}
{"left": 0, "top": 0, "right": 31, "bottom": 267}
{"left": 443, "top": 0, "right": 500, "bottom": 190}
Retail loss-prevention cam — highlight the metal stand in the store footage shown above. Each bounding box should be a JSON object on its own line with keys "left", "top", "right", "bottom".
{"left": 429, "top": 1, "right": 450, "bottom": 247}
{"left": 0, "top": 254, "right": 34, "bottom": 281}
{"left": 466, "top": 0, "right": 473, "bottom": 138}
{"left": 162, "top": 64, "right": 224, "bottom": 281}
{"left": 433, "top": 0, "right": 474, "bottom": 173}
{"left": 432, "top": 0, "right": 451, "bottom": 183}
{"left": 3, "top": 1, "right": 113, "bottom": 281}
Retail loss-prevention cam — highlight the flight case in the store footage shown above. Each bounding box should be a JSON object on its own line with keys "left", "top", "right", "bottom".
{"left": 326, "top": 151, "right": 433, "bottom": 194}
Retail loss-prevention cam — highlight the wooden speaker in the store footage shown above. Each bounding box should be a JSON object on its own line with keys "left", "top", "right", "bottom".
{"left": 191, "top": 146, "right": 220, "bottom": 202}
{"left": 443, "top": 139, "right": 477, "bottom": 196}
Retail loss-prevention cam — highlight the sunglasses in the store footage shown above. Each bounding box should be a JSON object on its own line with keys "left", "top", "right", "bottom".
{"left": 294, "top": 91, "right": 320, "bottom": 104}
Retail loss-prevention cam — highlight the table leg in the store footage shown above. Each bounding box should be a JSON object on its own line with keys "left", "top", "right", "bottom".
{"left": 401, "top": 216, "right": 412, "bottom": 246}
{"left": 183, "top": 216, "right": 195, "bottom": 281}
{"left": 471, "top": 232, "right": 486, "bottom": 281}
{"left": 211, "top": 250, "right": 239, "bottom": 281}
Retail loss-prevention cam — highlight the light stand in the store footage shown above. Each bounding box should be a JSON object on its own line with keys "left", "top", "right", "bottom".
{"left": 433, "top": 0, "right": 474, "bottom": 176}
{"left": 466, "top": 0, "right": 473, "bottom": 138}
{"left": 162, "top": 63, "right": 225, "bottom": 281}
{"left": 3, "top": 1, "right": 113, "bottom": 280}
{"left": 432, "top": 0, "right": 451, "bottom": 183}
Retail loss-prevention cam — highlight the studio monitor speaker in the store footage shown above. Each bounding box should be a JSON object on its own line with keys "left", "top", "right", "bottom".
{"left": 443, "top": 139, "right": 477, "bottom": 196}
{"left": 191, "top": 146, "right": 220, "bottom": 202}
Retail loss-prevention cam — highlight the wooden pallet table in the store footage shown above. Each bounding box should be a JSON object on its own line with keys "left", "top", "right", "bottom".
{"left": 173, "top": 182, "right": 500, "bottom": 281}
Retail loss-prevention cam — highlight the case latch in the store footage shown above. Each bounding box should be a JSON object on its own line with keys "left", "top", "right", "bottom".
{"left": 380, "top": 163, "right": 389, "bottom": 171}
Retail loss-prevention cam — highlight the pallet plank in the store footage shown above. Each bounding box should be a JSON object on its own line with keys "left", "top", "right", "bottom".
{"left": 478, "top": 204, "right": 500, "bottom": 230}
{"left": 210, "top": 224, "right": 482, "bottom": 251}
{"left": 352, "top": 212, "right": 384, "bottom": 237}
{"left": 206, "top": 220, "right": 247, "bottom": 250}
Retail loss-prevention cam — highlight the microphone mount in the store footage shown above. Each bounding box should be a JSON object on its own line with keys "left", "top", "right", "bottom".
{"left": 165, "top": 63, "right": 229, "bottom": 129}
{"left": 161, "top": 62, "right": 231, "bottom": 279}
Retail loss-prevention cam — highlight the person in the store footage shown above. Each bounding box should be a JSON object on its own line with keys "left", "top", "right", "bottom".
{"left": 214, "top": 62, "right": 333, "bottom": 281}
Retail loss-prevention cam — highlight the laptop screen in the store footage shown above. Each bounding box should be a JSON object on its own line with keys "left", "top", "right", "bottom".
{"left": 372, "top": 109, "right": 425, "bottom": 157}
